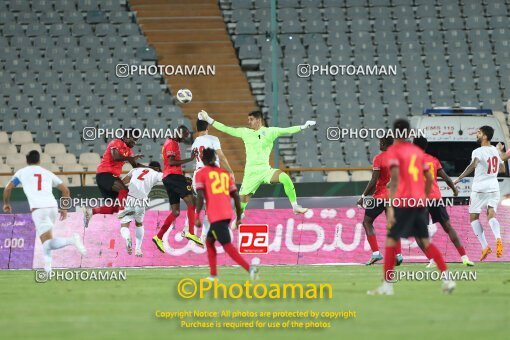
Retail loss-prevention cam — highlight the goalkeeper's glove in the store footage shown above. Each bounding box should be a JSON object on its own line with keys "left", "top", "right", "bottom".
{"left": 300, "top": 120, "right": 316, "bottom": 130}
{"left": 198, "top": 110, "right": 214, "bottom": 124}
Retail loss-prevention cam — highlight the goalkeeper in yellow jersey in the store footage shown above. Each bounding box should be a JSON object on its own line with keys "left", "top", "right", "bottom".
{"left": 198, "top": 110, "right": 315, "bottom": 216}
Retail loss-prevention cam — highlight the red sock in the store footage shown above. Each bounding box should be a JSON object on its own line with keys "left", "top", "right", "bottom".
{"left": 223, "top": 243, "right": 250, "bottom": 272}
{"left": 157, "top": 212, "right": 178, "bottom": 239}
{"left": 117, "top": 190, "right": 128, "bottom": 210}
{"left": 425, "top": 244, "right": 447, "bottom": 272}
{"left": 395, "top": 239, "right": 401, "bottom": 254}
{"left": 367, "top": 235, "right": 379, "bottom": 252}
{"left": 384, "top": 245, "right": 397, "bottom": 282}
{"left": 92, "top": 206, "right": 116, "bottom": 215}
{"left": 187, "top": 205, "right": 195, "bottom": 235}
{"left": 456, "top": 246, "right": 466, "bottom": 257}
{"left": 206, "top": 238, "right": 217, "bottom": 276}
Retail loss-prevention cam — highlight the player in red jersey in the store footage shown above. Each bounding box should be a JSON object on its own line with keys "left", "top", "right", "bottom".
{"left": 83, "top": 129, "right": 144, "bottom": 228}
{"left": 152, "top": 125, "right": 204, "bottom": 250}
{"left": 194, "top": 148, "right": 258, "bottom": 281}
{"left": 358, "top": 136, "right": 403, "bottom": 265}
{"left": 413, "top": 137, "right": 474, "bottom": 267}
{"left": 368, "top": 119, "right": 455, "bottom": 295}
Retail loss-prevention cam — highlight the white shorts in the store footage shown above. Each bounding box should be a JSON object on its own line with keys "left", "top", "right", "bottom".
{"left": 469, "top": 191, "right": 500, "bottom": 214}
{"left": 120, "top": 196, "right": 145, "bottom": 224}
{"left": 32, "top": 207, "right": 58, "bottom": 236}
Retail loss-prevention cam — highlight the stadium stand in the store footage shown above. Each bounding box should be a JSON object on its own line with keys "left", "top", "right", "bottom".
{"left": 221, "top": 0, "right": 510, "bottom": 181}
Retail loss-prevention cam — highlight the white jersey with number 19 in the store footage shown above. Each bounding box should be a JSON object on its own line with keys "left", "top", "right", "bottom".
{"left": 471, "top": 145, "right": 503, "bottom": 193}
{"left": 192, "top": 135, "right": 221, "bottom": 170}
{"left": 11, "top": 165, "right": 62, "bottom": 210}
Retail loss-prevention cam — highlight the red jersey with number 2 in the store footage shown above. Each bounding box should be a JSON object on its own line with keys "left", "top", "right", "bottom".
{"left": 194, "top": 165, "right": 237, "bottom": 223}
{"left": 372, "top": 151, "right": 390, "bottom": 199}
{"left": 386, "top": 141, "right": 429, "bottom": 206}
{"left": 162, "top": 139, "right": 183, "bottom": 177}
{"left": 423, "top": 153, "right": 442, "bottom": 199}
{"left": 96, "top": 139, "right": 133, "bottom": 176}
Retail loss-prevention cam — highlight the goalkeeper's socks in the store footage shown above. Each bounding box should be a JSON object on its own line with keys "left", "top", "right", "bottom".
{"left": 223, "top": 243, "right": 250, "bottom": 272}
{"left": 279, "top": 172, "right": 297, "bottom": 204}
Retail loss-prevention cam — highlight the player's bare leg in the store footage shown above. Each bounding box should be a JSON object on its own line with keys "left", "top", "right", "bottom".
{"left": 440, "top": 220, "right": 474, "bottom": 266}
{"left": 135, "top": 222, "right": 144, "bottom": 257}
{"left": 487, "top": 206, "right": 503, "bottom": 257}
{"left": 231, "top": 194, "right": 251, "bottom": 229}
{"left": 270, "top": 170, "right": 308, "bottom": 214}
{"left": 119, "top": 224, "right": 132, "bottom": 255}
{"left": 182, "top": 194, "right": 204, "bottom": 247}
{"left": 152, "top": 203, "right": 179, "bottom": 253}
{"left": 40, "top": 229, "right": 86, "bottom": 273}
{"left": 362, "top": 215, "right": 383, "bottom": 265}
{"left": 470, "top": 213, "right": 491, "bottom": 261}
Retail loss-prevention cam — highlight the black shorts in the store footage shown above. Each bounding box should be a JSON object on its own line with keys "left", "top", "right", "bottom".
{"left": 364, "top": 201, "right": 386, "bottom": 220}
{"left": 428, "top": 205, "right": 450, "bottom": 224}
{"left": 163, "top": 174, "right": 193, "bottom": 205}
{"left": 207, "top": 219, "right": 231, "bottom": 245}
{"left": 96, "top": 172, "right": 120, "bottom": 200}
{"left": 387, "top": 207, "right": 429, "bottom": 239}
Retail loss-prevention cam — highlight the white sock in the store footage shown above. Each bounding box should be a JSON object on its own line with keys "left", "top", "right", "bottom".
{"left": 49, "top": 237, "right": 74, "bottom": 249}
{"left": 372, "top": 251, "right": 380, "bottom": 256}
{"left": 120, "top": 227, "right": 131, "bottom": 241}
{"left": 488, "top": 218, "right": 501, "bottom": 239}
{"left": 291, "top": 202, "right": 299, "bottom": 208}
{"left": 42, "top": 240, "right": 53, "bottom": 273}
{"left": 471, "top": 220, "right": 488, "bottom": 248}
{"left": 201, "top": 216, "right": 211, "bottom": 242}
{"left": 461, "top": 255, "right": 469, "bottom": 262}
{"left": 135, "top": 226, "right": 144, "bottom": 250}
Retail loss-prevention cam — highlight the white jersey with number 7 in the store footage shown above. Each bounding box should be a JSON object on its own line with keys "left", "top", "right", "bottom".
{"left": 11, "top": 165, "right": 62, "bottom": 210}
{"left": 471, "top": 145, "right": 503, "bottom": 193}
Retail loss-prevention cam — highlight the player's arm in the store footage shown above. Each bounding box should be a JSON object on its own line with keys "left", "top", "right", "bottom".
{"left": 270, "top": 121, "right": 317, "bottom": 138}
{"left": 122, "top": 174, "right": 132, "bottom": 185}
{"left": 216, "top": 149, "right": 235, "bottom": 177}
{"left": 497, "top": 143, "right": 509, "bottom": 161}
{"left": 453, "top": 158, "right": 478, "bottom": 185}
{"left": 386, "top": 166, "right": 399, "bottom": 229}
{"left": 198, "top": 110, "right": 246, "bottom": 138}
{"left": 424, "top": 168, "right": 433, "bottom": 197}
{"left": 230, "top": 189, "right": 242, "bottom": 229}
{"left": 111, "top": 148, "right": 144, "bottom": 167}
{"left": 437, "top": 169, "right": 459, "bottom": 196}
{"left": 357, "top": 169, "right": 379, "bottom": 206}
{"left": 56, "top": 183, "right": 70, "bottom": 220}
{"left": 2, "top": 181, "right": 16, "bottom": 213}
{"left": 498, "top": 162, "right": 506, "bottom": 173}
{"left": 168, "top": 151, "right": 196, "bottom": 166}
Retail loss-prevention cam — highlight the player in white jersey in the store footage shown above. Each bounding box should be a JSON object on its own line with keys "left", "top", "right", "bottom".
{"left": 189, "top": 119, "right": 235, "bottom": 242}
{"left": 454, "top": 126, "right": 505, "bottom": 260}
{"left": 2, "top": 150, "right": 86, "bottom": 273}
{"left": 117, "top": 161, "right": 163, "bottom": 257}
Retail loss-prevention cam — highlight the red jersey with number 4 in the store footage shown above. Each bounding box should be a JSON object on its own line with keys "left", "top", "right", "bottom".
{"left": 194, "top": 165, "right": 237, "bottom": 223}
{"left": 386, "top": 141, "right": 429, "bottom": 205}
{"left": 423, "top": 153, "right": 442, "bottom": 199}
{"left": 162, "top": 139, "right": 183, "bottom": 177}
{"left": 372, "top": 151, "right": 390, "bottom": 199}
{"left": 96, "top": 139, "right": 133, "bottom": 176}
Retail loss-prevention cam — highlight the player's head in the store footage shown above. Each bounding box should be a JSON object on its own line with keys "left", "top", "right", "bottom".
{"left": 175, "top": 125, "right": 191, "bottom": 142}
{"left": 202, "top": 148, "right": 216, "bottom": 166}
{"left": 392, "top": 119, "right": 411, "bottom": 141}
{"left": 413, "top": 136, "right": 428, "bottom": 151}
{"left": 122, "top": 128, "right": 139, "bottom": 148}
{"left": 379, "top": 136, "right": 393, "bottom": 151}
{"left": 148, "top": 161, "right": 161, "bottom": 172}
{"left": 26, "top": 150, "right": 40, "bottom": 165}
{"left": 196, "top": 120, "right": 209, "bottom": 134}
{"left": 477, "top": 125, "right": 494, "bottom": 144}
{"left": 248, "top": 110, "right": 265, "bottom": 129}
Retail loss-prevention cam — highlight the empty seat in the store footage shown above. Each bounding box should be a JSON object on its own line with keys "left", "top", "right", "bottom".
{"left": 11, "top": 131, "right": 33, "bottom": 144}
{"left": 5, "top": 154, "right": 26, "bottom": 167}
{"left": 0, "top": 144, "right": 18, "bottom": 157}
{"left": 44, "top": 143, "right": 67, "bottom": 156}
{"left": 54, "top": 153, "right": 78, "bottom": 166}
{"left": 327, "top": 171, "right": 350, "bottom": 182}
{"left": 20, "top": 143, "right": 42, "bottom": 155}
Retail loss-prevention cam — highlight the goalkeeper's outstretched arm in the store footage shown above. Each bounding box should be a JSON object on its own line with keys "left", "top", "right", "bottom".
{"left": 197, "top": 110, "right": 245, "bottom": 138}
{"left": 273, "top": 120, "right": 317, "bottom": 137}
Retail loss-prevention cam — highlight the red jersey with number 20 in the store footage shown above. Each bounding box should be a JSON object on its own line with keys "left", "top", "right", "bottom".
{"left": 423, "top": 153, "right": 442, "bottom": 199}
{"left": 194, "top": 165, "right": 237, "bottom": 223}
{"left": 372, "top": 151, "right": 390, "bottom": 199}
{"left": 96, "top": 139, "right": 133, "bottom": 176}
{"left": 386, "top": 141, "right": 429, "bottom": 206}
{"left": 162, "top": 139, "right": 183, "bottom": 177}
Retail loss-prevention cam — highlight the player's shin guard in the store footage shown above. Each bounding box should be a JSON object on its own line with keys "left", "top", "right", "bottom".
{"left": 488, "top": 218, "right": 501, "bottom": 239}
{"left": 278, "top": 172, "right": 297, "bottom": 205}
{"left": 470, "top": 220, "right": 489, "bottom": 248}
{"left": 187, "top": 205, "right": 195, "bottom": 235}
{"left": 206, "top": 238, "right": 217, "bottom": 276}
{"left": 157, "top": 212, "right": 178, "bottom": 239}
{"left": 117, "top": 190, "right": 128, "bottom": 210}
{"left": 384, "top": 245, "right": 397, "bottom": 282}
{"left": 424, "top": 244, "right": 447, "bottom": 272}
{"left": 395, "top": 239, "right": 402, "bottom": 254}
{"left": 223, "top": 243, "right": 250, "bottom": 272}
{"left": 135, "top": 226, "right": 144, "bottom": 250}
{"left": 367, "top": 235, "right": 379, "bottom": 253}
{"left": 456, "top": 246, "right": 466, "bottom": 257}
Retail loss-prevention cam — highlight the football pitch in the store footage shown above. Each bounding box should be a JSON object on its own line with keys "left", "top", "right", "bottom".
{"left": 1, "top": 263, "right": 508, "bottom": 340}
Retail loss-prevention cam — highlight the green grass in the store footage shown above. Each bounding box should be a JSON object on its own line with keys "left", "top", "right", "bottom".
{"left": 1, "top": 263, "right": 509, "bottom": 340}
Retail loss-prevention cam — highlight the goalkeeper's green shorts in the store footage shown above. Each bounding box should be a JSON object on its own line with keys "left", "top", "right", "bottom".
{"left": 239, "top": 167, "right": 279, "bottom": 196}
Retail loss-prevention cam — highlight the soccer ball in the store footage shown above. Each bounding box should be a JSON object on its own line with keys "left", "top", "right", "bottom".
{"left": 176, "top": 88, "right": 192, "bottom": 104}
